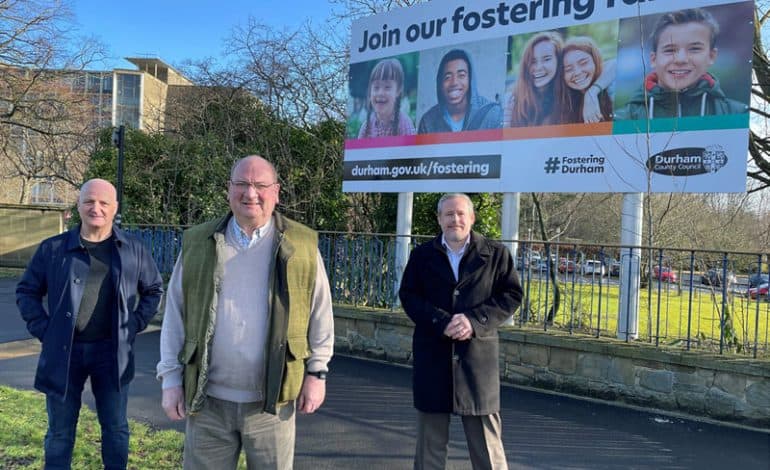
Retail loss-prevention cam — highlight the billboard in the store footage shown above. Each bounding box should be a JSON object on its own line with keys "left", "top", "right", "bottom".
{"left": 343, "top": 0, "right": 754, "bottom": 193}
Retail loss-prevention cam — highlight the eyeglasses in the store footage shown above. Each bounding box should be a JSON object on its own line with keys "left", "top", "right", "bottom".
{"left": 230, "top": 180, "right": 278, "bottom": 193}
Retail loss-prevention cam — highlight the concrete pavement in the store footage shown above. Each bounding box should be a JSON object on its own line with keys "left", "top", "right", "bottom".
{"left": 2, "top": 276, "right": 769, "bottom": 469}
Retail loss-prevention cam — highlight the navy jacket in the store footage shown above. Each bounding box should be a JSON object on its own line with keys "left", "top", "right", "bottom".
{"left": 16, "top": 225, "right": 163, "bottom": 400}
{"left": 399, "top": 232, "right": 522, "bottom": 415}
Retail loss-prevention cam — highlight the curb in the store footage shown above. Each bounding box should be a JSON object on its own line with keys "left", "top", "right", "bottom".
{"left": 0, "top": 325, "right": 161, "bottom": 360}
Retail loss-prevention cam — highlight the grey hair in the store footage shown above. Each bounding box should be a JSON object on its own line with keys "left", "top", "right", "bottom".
{"left": 436, "top": 193, "right": 474, "bottom": 215}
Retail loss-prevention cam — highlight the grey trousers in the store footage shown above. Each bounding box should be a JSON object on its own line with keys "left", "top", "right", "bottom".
{"left": 183, "top": 396, "right": 296, "bottom": 470}
{"left": 415, "top": 410, "right": 508, "bottom": 470}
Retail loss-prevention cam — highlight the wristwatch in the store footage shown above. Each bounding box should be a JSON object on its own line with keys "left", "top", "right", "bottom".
{"left": 306, "top": 370, "right": 328, "bottom": 380}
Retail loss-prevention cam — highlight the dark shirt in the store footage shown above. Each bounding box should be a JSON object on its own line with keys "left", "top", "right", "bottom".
{"left": 16, "top": 225, "right": 163, "bottom": 399}
{"left": 75, "top": 235, "right": 115, "bottom": 341}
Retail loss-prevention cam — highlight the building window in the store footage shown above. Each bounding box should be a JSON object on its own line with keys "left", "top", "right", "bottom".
{"left": 30, "top": 180, "right": 61, "bottom": 205}
{"left": 87, "top": 74, "right": 101, "bottom": 93}
{"left": 115, "top": 73, "right": 141, "bottom": 129}
{"left": 102, "top": 75, "right": 113, "bottom": 93}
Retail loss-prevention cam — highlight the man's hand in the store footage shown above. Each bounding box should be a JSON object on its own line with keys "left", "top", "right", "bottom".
{"left": 162, "top": 386, "right": 186, "bottom": 421}
{"left": 444, "top": 313, "right": 473, "bottom": 341}
{"left": 297, "top": 375, "right": 326, "bottom": 414}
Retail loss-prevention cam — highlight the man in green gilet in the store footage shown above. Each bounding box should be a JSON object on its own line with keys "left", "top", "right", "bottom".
{"left": 156, "top": 155, "right": 334, "bottom": 469}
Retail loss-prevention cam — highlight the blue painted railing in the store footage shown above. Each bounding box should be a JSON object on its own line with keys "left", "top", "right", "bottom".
{"left": 126, "top": 226, "right": 769, "bottom": 358}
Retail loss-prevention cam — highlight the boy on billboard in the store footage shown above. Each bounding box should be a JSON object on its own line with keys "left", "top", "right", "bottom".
{"left": 418, "top": 49, "right": 502, "bottom": 133}
{"left": 615, "top": 8, "right": 748, "bottom": 120}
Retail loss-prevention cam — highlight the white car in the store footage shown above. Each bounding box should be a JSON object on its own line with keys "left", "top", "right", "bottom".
{"left": 520, "top": 252, "right": 542, "bottom": 269}
{"left": 582, "top": 260, "right": 606, "bottom": 276}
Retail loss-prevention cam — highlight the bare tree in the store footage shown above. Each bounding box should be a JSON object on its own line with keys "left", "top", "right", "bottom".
{"left": 225, "top": 19, "right": 348, "bottom": 126}
{"left": 750, "top": 2, "right": 770, "bottom": 191}
{"left": 0, "top": 0, "right": 104, "bottom": 203}
{"left": 329, "top": 0, "right": 425, "bottom": 18}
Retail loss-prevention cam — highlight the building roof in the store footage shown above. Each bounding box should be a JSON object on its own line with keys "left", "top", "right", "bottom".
{"left": 123, "top": 57, "right": 192, "bottom": 86}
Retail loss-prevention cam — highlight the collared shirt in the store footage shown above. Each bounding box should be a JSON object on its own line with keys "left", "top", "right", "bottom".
{"left": 441, "top": 234, "right": 470, "bottom": 281}
{"left": 229, "top": 217, "right": 272, "bottom": 250}
{"left": 157, "top": 216, "right": 335, "bottom": 391}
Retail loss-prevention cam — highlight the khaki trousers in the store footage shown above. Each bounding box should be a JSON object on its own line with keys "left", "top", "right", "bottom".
{"left": 415, "top": 410, "right": 508, "bottom": 470}
{"left": 183, "top": 396, "right": 295, "bottom": 470}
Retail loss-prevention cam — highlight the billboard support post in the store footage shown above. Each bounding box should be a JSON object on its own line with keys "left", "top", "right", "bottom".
{"left": 501, "top": 192, "right": 520, "bottom": 260}
{"left": 394, "top": 192, "right": 414, "bottom": 307}
{"left": 618, "top": 192, "right": 643, "bottom": 340}
{"left": 502, "top": 192, "right": 520, "bottom": 325}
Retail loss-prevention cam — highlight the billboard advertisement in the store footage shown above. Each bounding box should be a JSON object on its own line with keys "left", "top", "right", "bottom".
{"left": 343, "top": 0, "right": 754, "bottom": 193}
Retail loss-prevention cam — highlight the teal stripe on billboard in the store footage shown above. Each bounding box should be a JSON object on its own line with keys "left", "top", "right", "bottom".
{"left": 612, "top": 114, "right": 750, "bottom": 135}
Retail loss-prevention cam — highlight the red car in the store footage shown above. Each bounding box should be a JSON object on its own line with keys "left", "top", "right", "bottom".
{"left": 748, "top": 283, "right": 769, "bottom": 300}
{"left": 558, "top": 260, "right": 576, "bottom": 273}
{"left": 653, "top": 266, "right": 677, "bottom": 283}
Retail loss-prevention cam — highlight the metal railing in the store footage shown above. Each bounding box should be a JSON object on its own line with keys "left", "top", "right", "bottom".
{"left": 514, "top": 241, "right": 770, "bottom": 358}
{"left": 125, "top": 226, "right": 770, "bottom": 358}
{"left": 127, "top": 225, "right": 184, "bottom": 276}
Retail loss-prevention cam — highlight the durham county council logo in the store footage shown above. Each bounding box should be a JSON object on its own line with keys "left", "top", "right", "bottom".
{"left": 646, "top": 146, "right": 728, "bottom": 176}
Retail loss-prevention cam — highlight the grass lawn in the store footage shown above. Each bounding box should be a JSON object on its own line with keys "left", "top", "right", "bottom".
{"left": 0, "top": 268, "right": 23, "bottom": 279}
{"left": 0, "top": 386, "right": 184, "bottom": 469}
{"left": 519, "top": 276, "right": 770, "bottom": 354}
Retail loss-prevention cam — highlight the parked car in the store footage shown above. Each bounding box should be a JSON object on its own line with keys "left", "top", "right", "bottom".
{"left": 748, "top": 273, "right": 769, "bottom": 288}
{"left": 582, "top": 260, "right": 605, "bottom": 276}
{"left": 653, "top": 266, "right": 677, "bottom": 283}
{"left": 519, "top": 251, "right": 541, "bottom": 269}
{"left": 701, "top": 268, "right": 737, "bottom": 287}
{"left": 558, "top": 259, "right": 577, "bottom": 273}
{"left": 536, "top": 260, "right": 551, "bottom": 273}
{"left": 609, "top": 261, "right": 621, "bottom": 277}
{"left": 748, "top": 283, "right": 769, "bottom": 300}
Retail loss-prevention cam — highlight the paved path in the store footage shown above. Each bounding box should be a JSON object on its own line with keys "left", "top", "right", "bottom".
{"left": 0, "top": 277, "right": 28, "bottom": 343}
{"left": 1, "top": 276, "right": 769, "bottom": 469}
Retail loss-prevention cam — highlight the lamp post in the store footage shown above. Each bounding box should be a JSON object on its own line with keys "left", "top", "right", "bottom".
{"left": 111, "top": 125, "right": 125, "bottom": 227}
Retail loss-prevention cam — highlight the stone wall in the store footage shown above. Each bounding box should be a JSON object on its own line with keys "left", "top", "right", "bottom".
{"left": 0, "top": 204, "right": 66, "bottom": 268}
{"left": 334, "top": 306, "right": 770, "bottom": 429}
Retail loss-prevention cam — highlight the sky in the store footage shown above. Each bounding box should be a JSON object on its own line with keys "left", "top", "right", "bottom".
{"left": 71, "top": 0, "right": 338, "bottom": 70}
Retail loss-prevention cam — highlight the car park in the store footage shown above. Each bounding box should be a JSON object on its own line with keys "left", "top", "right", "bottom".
{"left": 701, "top": 268, "right": 737, "bottom": 287}
{"left": 748, "top": 273, "right": 769, "bottom": 288}
{"left": 653, "top": 266, "right": 677, "bottom": 283}
{"left": 529, "top": 254, "right": 542, "bottom": 268}
{"left": 519, "top": 251, "right": 542, "bottom": 269}
{"left": 582, "top": 260, "right": 605, "bottom": 276}
{"left": 609, "top": 261, "right": 621, "bottom": 277}
{"left": 748, "top": 283, "right": 769, "bottom": 300}
{"left": 558, "top": 259, "right": 577, "bottom": 273}
{"left": 536, "top": 260, "right": 551, "bottom": 273}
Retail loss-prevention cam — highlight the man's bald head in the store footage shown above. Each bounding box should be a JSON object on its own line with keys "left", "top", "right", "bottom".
{"left": 79, "top": 179, "right": 117, "bottom": 203}
{"left": 228, "top": 155, "right": 281, "bottom": 233}
{"left": 77, "top": 178, "right": 118, "bottom": 237}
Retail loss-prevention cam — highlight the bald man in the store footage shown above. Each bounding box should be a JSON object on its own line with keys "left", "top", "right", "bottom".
{"left": 16, "top": 178, "right": 163, "bottom": 470}
{"left": 157, "top": 156, "right": 334, "bottom": 469}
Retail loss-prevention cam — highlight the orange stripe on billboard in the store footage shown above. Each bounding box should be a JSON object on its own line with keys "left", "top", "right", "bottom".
{"left": 415, "top": 128, "right": 503, "bottom": 145}
{"left": 503, "top": 122, "right": 612, "bottom": 140}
